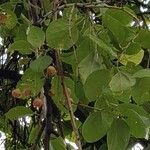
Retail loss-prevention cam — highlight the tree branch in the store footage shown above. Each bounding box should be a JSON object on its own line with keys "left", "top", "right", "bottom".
{"left": 54, "top": 50, "right": 82, "bottom": 150}
{"left": 39, "top": 1, "right": 139, "bottom": 23}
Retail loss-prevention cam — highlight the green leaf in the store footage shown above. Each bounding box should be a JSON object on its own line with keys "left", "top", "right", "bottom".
{"left": 5, "top": 9, "right": 17, "bottom": 29}
{"left": 135, "top": 29, "right": 150, "bottom": 49}
{"left": 27, "top": 26, "right": 45, "bottom": 48}
{"left": 14, "top": 24, "right": 28, "bottom": 41}
{"left": 107, "top": 119, "right": 130, "bottom": 150}
{"left": 76, "top": 36, "right": 95, "bottom": 62}
{"left": 82, "top": 112, "right": 108, "bottom": 142}
{"left": 113, "top": 89, "right": 131, "bottom": 103}
{"left": 84, "top": 69, "right": 111, "bottom": 100}
{"left": 51, "top": 137, "right": 66, "bottom": 150}
{"left": 105, "top": 8, "right": 133, "bottom": 25}
{"left": 17, "top": 68, "right": 44, "bottom": 96}
{"left": 5, "top": 106, "right": 33, "bottom": 121}
{"left": 103, "top": 13, "right": 134, "bottom": 47}
{"left": 28, "top": 125, "right": 39, "bottom": 144}
{"left": 119, "top": 109, "right": 149, "bottom": 138}
{"left": 61, "top": 36, "right": 94, "bottom": 66}
{"left": 119, "top": 50, "right": 144, "bottom": 66}
{"left": 125, "top": 42, "right": 141, "bottom": 55}
{"left": 88, "top": 34, "right": 117, "bottom": 57}
{"left": 74, "top": 77, "right": 86, "bottom": 103}
{"left": 95, "top": 89, "right": 118, "bottom": 109}
{"left": 79, "top": 51, "right": 104, "bottom": 83}
{"left": 133, "top": 69, "right": 150, "bottom": 78}
{"left": 132, "top": 77, "right": 150, "bottom": 104}
{"left": 30, "top": 55, "right": 52, "bottom": 73}
{"left": 8, "top": 40, "right": 33, "bottom": 54}
{"left": 46, "top": 18, "right": 78, "bottom": 49}
{"left": 142, "top": 102, "right": 150, "bottom": 114}
{"left": 109, "top": 72, "right": 136, "bottom": 92}
{"left": 118, "top": 103, "right": 148, "bottom": 118}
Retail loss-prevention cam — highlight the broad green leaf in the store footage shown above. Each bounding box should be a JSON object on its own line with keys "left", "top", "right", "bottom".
{"left": 79, "top": 51, "right": 104, "bottom": 83}
{"left": 133, "top": 69, "right": 150, "bottom": 78}
{"left": 95, "top": 89, "right": 118, "bottom": 110}
{"left": 76, "top": 36, "right": 95, "bottom": 62}
{"left": 46, "top": 18, "right": 78, "bottom": 49}
{"left": 5, "top": 106, "right": 33, "bottom": 121}
{"left": 118, "top": 103, "right": 148, "bottom": 118}
{"left": 27, "top": 26, "right": 45, "bottom": 48}
{"left": 109, "top": 72, "right": 136, "bottom": 92}
{"left": 8, "top": 40, "right": 33, "bottom": 54}
{"left": 105, "top": 8, "right": 133, "bottom": 25}
{"left": 103, "top": 13, "right": 134, "bottom": 47}
{"left": 28, "top": 125, "right": 39, "bottom": 144}
{"left": 51, "top": 137, "right": 66, "bottom": 150}
{"left": 132, "top": 77, "right": 150, "bottom": 104}
{"left": 30, "top": 55, "right": 52, "bottom": 73}
{"left": 125, "top": 42, "right": 141, "bottom": 55}
{"left": 74, "top": 77, "right": 86, "bottom": 103}
{"left": 5, "top": 9, "right": 17, "bottom": 29}
{"left": 84, "top": 69, "right": 111, "bottom": 100}
{"left": 119, "top": 64, "right": 142, "bottom": 74}
{"left": 94, "top": 25, "right": 111, "bottom": 44}
{"left": 62, "top": 36, "right": 95, "bottom": 66}
{"left": 113, "top": 89, "right": 131, "bottom": 103}
{"left": 142, "top": 102, "right": 150, "bottom": 114}
{"left": 135, "top": 29, "right": 150, "bottom": 49}
{"left": 82, "top": 112, "right": 108, "bottom": 142}
{"left": 107, "top": 119, "right": 130, "bottom": 150}
{"left": 14, "top": 24, "right": 28, "bottom": 41}
{"left": 119, "top": 109, "right": 149, "bottom": 138}
{"left": 88, "top": 34, "right": 117, "bottom": 57}
{"left": 119, "top": 50, "right": 144, "bottom": 66}
{"left": 17, "top": 68, "right": 44, "bottom": 96}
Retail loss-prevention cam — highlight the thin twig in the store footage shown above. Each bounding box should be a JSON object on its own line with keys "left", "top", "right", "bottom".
{"left": 39, "top": 2, "right": 140, "bottom": 23}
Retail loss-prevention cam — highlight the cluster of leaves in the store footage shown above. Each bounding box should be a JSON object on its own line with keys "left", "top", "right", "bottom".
{"left": 0, "top": 0, "right": 150, "bottom": 150}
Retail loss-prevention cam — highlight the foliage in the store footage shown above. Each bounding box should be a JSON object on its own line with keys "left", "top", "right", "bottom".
{"left": 0, "top": 0, "right": 150, "bottom": 150}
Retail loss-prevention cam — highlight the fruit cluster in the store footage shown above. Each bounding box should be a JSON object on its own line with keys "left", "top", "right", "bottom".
{"left": 11, "top": 66, "right": 57, "bottom": 108}
{"left": 11, "top": 88, "right": 32, "bottom": 98}
{"left": 11, "top": 88, "right": 43, "bottom": 108}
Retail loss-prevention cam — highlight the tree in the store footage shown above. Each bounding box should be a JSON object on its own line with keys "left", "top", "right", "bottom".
{"left": 0, "top": 0, "right": 150, "bottom": 149}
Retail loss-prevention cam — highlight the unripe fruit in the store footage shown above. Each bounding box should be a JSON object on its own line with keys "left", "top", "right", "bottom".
{"left": 46, "top": 66, "right": 57, "bottom": 76}
{"left": 22, "top": 88, "right": 32, "bottom": 97}
{"left": 12, "top": 89, "right": 22, "bottom": 98}
{"left": 33, "top": 98, "right": 43, "bottom": 108}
